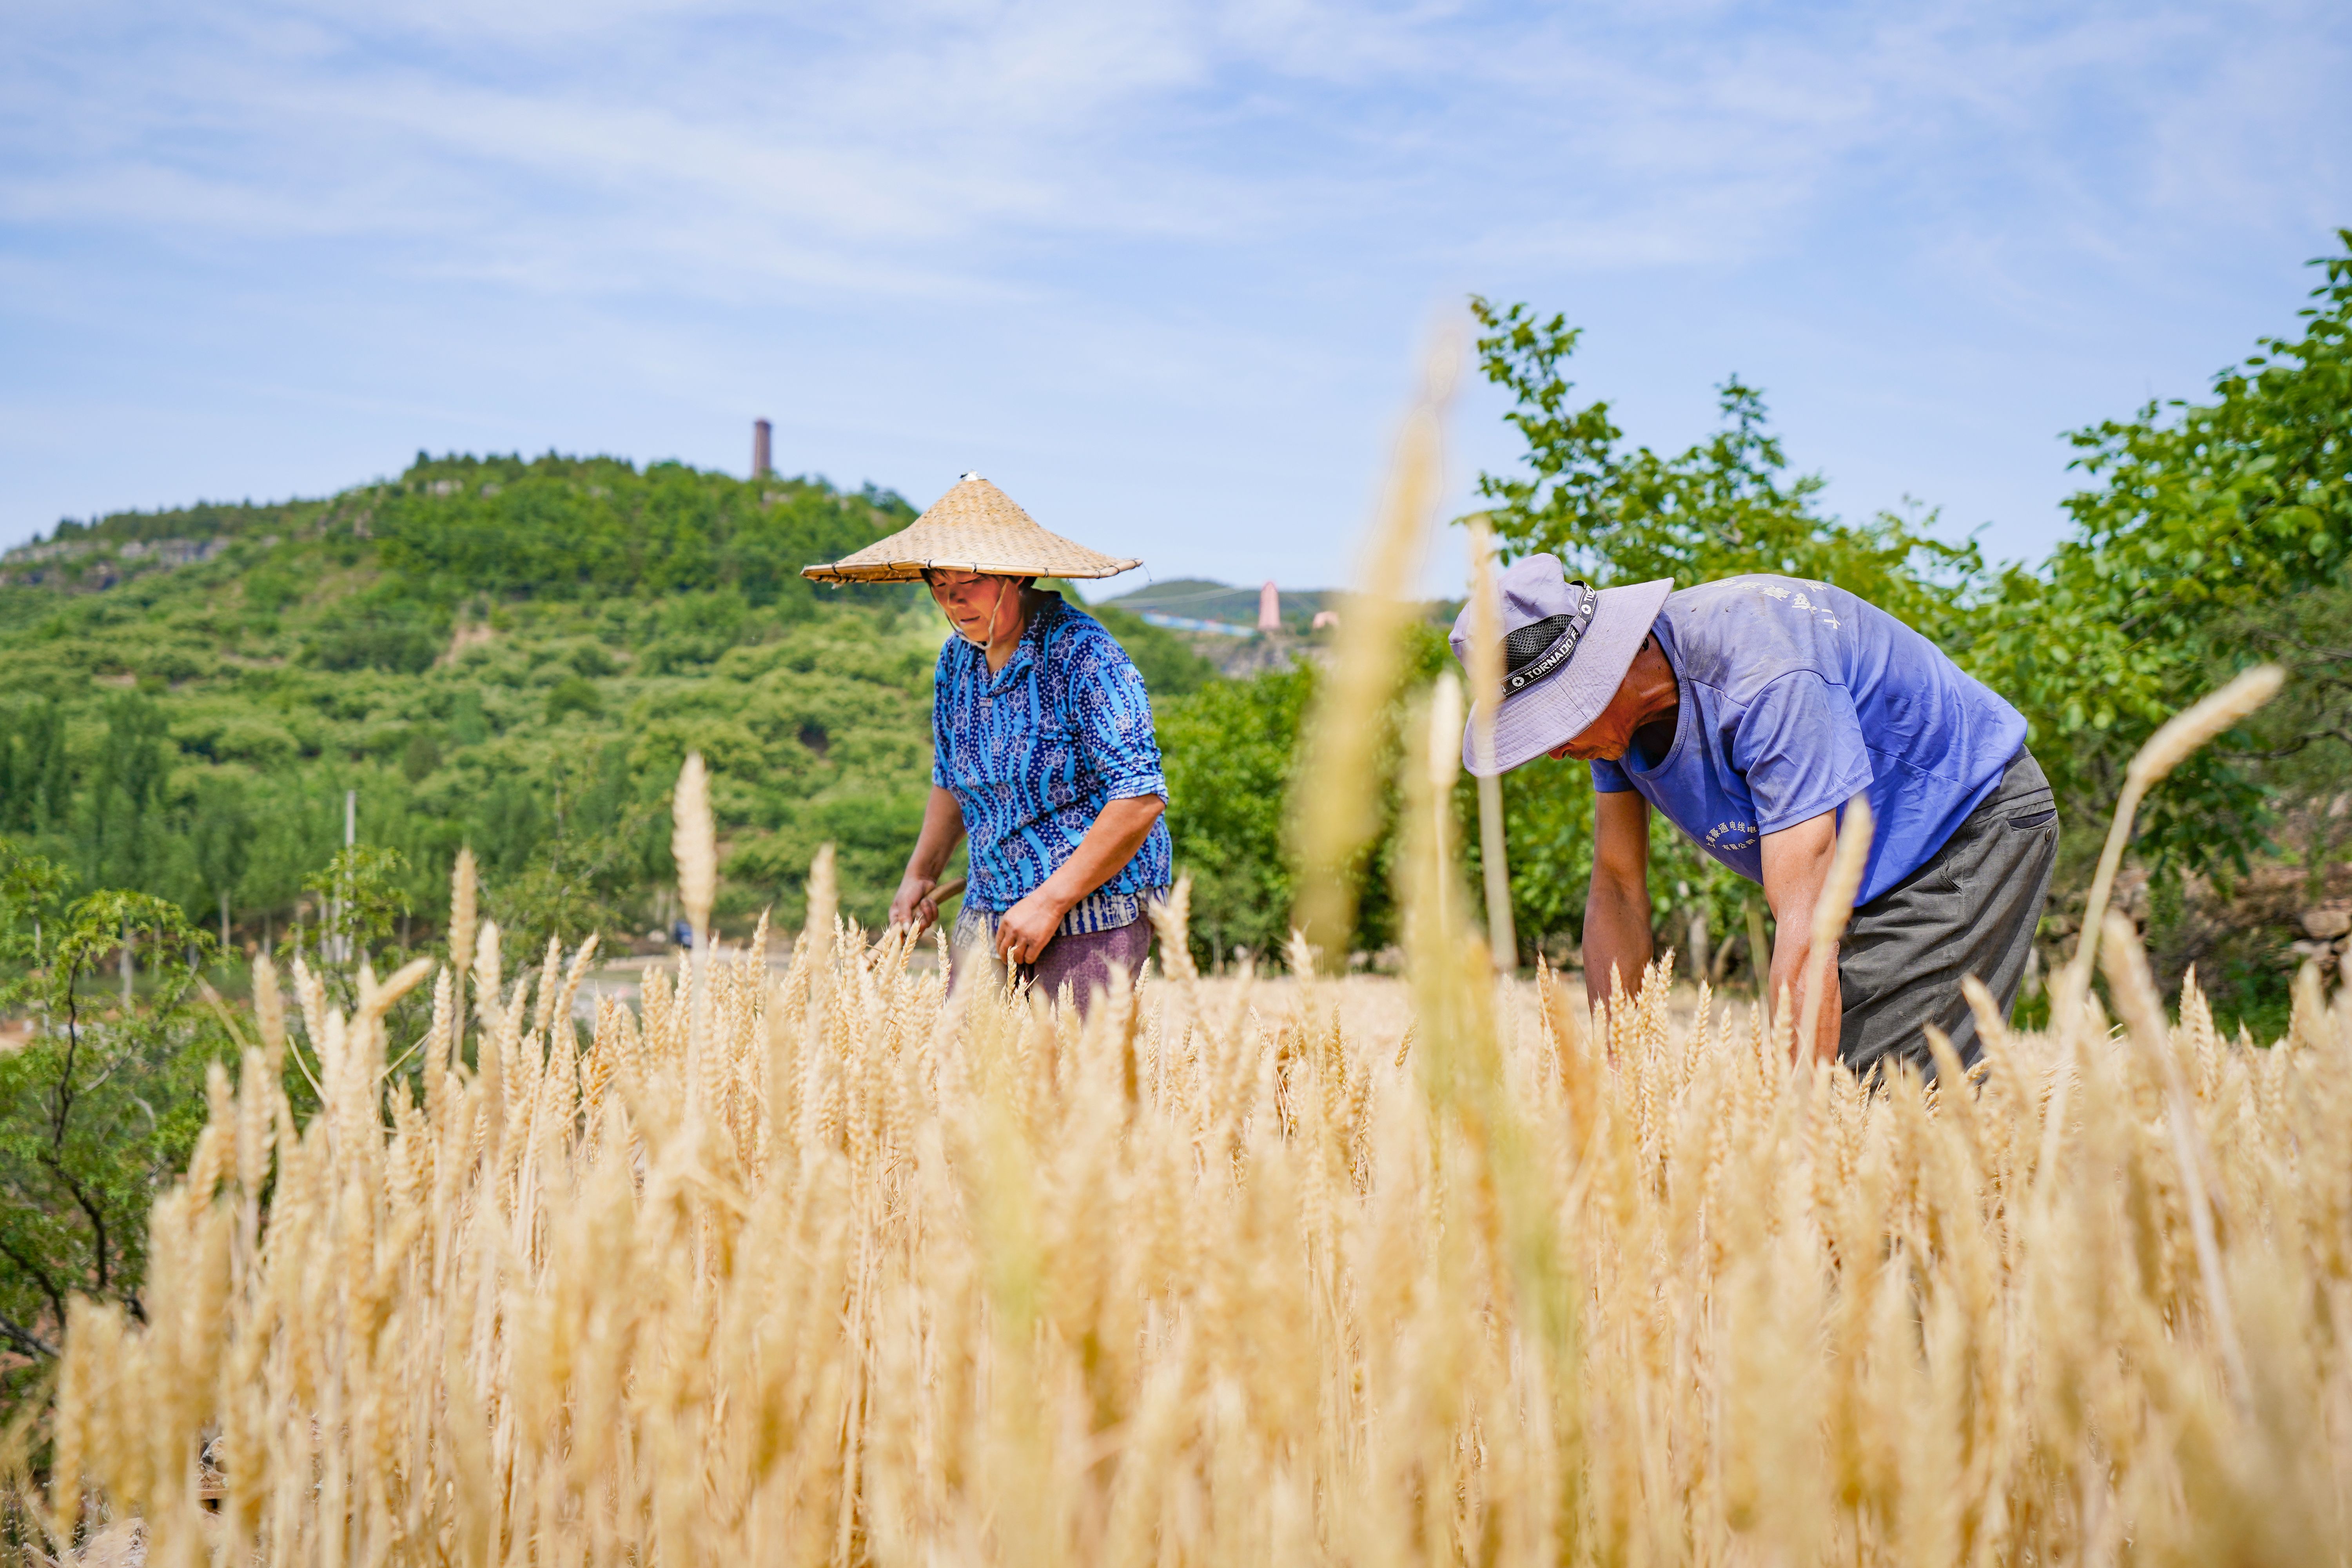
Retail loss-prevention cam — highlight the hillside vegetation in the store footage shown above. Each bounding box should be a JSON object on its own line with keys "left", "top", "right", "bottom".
{"left": 0, "top": 455, "right": 1214, "bottom": 954}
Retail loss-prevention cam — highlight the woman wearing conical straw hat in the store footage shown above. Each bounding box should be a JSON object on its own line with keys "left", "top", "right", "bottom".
{"left": 804, "top": 474, "right": 1171, "bottom": 1007}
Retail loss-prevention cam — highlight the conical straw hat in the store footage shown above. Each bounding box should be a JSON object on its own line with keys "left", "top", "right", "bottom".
{"left": 801, "top": 473, "right": 1142, "bottom": 584}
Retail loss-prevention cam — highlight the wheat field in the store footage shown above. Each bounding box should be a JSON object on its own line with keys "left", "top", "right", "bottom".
{"left": 8, "top": 733, "right": 2351, "bottom": 1566}
{"left": 15, "top": 350, "right": 2352, "bottom": 1564}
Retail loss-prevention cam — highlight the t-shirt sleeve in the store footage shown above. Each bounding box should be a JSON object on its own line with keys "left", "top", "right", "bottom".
{"left": 1589, "top": 758, "right": 1634, "bottom": 793}
{"left": 1733, "top": 670, "right": 1874, "bottom": 833}
{"left": 1074, "top": 646, "right": 1168, "bottom": 800}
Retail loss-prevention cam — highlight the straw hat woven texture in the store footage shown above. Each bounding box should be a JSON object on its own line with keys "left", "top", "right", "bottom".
{"left": 800, "top": 474, "right": 1141, "bottom": 584}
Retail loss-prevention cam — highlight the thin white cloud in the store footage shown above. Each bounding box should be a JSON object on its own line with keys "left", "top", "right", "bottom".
{"left": 2, "top": 0, "right": 2346, "bottom": 568}
{"left": 7, "top": 0, "right": 2341, "bottom": 298}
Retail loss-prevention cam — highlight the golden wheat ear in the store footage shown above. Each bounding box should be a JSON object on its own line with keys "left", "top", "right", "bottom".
{"left": 448, "top": 845, "right": 477, "bottom": 978}
{"left": 2062, "top": 663, "right": 2283, "bottom": 1007}
{"left": 1289, "top": 318, "right": 1464, "bottom": 967}
{"left": 672, "top": 750, "right": 716, "bottom": 948}
{"left": 1147, "top": 875, "right": 1197, "bottom": 982}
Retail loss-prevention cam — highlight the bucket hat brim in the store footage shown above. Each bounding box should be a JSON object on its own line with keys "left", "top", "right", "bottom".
{"left": 1462, "top": 577, "right": 1673, "bottom": 777}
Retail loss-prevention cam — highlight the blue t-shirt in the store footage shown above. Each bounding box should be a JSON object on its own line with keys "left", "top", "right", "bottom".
{"left": 931, "top": 594, "right": 1173, "bottom": 912}
{"left": 1590, "top": 575, "right": 2026, "bottom": 906}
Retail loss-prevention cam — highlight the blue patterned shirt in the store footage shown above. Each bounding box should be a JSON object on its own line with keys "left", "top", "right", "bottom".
{"left": 931, "top": 593, "right": 1173, "bottom": 915}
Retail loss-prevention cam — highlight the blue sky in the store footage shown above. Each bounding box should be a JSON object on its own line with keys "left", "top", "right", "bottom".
{"left": 4, "top": 1, "right": 2347, "bottom": 595}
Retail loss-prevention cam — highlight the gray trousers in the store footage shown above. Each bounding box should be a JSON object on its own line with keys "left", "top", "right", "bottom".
{"left": 1837, "top": 751, "right": 2059, "bottom": 1081}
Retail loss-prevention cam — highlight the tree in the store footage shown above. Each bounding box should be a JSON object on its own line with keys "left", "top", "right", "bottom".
{"left": 0, "top": 838, "right": 73, "bottom": 973}
{"left": 1968, "top": 231, "right": 2352, "bottom": 883}
{"left": 0, "top": 701, "right": 71, "bottom": 837}
{"left": 190, "top": 774, "right": 256, "bottom": 950}
{"left": 1466, "top": 298, "right": 1985, "bottom": 639}
{"left": 0, "top": 886, "right": 222, "bottom": 1401}
{"left": 80, "top": 694, "right": 174, "bottom": 894}
{"left": 299, "top": 844, "right": 413, "bottom": 970}
{"left": 1159, "top": 663, "right": 1314, "bottom": 967}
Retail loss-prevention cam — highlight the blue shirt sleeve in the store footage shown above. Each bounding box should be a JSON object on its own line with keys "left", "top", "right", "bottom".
{"left": 1073, "top": 648, "right": 1167, "bottom": 801}
{"left": 1590, "top": 758, "right": 1634, "bottom": 793}
{"left": 929, "top": 646, "right": 955, "bottom": 789}
{"left": 1733, "top": 670, "right": 1874, "bottom": 833}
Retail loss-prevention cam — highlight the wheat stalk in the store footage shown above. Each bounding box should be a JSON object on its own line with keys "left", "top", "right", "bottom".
{"left": 1289, "top": 319, "right": 1463, "bottom": 966}
{"left": 22, "top": 793, "right": 2346, "bottom": 1566}
{"left": 1794, "top": 794, "right": 1873, "bottom": 1062}
{"left": 2062, "top": 663, "right": 2283, "bottom": 1009}
{"left": 1464, "top": 516, "right": 1516, "bottom": 972}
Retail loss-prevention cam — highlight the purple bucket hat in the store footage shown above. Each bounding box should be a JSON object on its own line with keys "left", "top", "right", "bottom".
{"left": 1450, "top": 554, "right": 1673, "bottom": 777}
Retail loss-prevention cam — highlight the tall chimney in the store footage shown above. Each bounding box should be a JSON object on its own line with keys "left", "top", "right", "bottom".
{"left": 752, "top": 418, "right": 773, "bottom": 479}
{"left": 1258, "top": 580, "right": 1281, "bottom": 633}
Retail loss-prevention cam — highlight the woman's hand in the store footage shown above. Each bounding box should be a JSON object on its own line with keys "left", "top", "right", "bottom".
{"left": 993, "top": 887, "right": 1070, "bottom": 969}
{"left": 890, "top": 872, "right": 942, "bottom": 938}
{"left": 991, "top": 795, "right": 1166, "bottom": 969}
{"left": 892, "top": 788, "right": 969, "bottom": 939}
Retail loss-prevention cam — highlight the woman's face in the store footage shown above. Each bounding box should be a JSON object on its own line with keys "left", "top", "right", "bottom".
{"left": 926, "top": 570, "right": 1025, "bottom": 645}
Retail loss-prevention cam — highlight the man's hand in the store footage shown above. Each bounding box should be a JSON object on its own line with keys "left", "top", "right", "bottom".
{"left": 993, "top": 886, "right": 1070, "bottom": 968}
{"left": 889, "top": 873, "right": 942, "bottom": 939}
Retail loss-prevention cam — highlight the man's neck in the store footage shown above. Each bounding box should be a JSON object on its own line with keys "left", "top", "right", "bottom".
{"left": 1626, "top": 641, "right": 1680, "bottom": 766}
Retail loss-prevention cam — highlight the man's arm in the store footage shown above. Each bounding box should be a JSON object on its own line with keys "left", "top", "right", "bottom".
{"left": 1582, "top": 791, "right": 1653, "bottom": 1008}
{"left": 1759, "top": 810, "right": 1840, "bottom": 1062}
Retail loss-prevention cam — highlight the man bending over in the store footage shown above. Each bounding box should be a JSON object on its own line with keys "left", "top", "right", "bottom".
{"left": 1455, "top": 555, "right": 2058, "bottom": 1078}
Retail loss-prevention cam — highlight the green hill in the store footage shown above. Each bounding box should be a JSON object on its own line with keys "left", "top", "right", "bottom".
{"left": 0, "top": 453, "right": 1214, "bottom": 949}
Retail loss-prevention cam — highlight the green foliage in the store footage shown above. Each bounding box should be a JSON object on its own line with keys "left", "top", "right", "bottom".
{"left": 1159, "top": 664, "right": 1313, "bottom": 965}
{"left": 306, "top": 593, "right": 442, "bottom": 673}
{"left": 545, "top": 674, "right": 605, "bottom": 722}
{"left": 81, "top": 693, "right": 176, "bottom": 895}
{"left": 0, "top": 839, "right": 73, "bottom": 973}
{"left": 1969, "top": 232, "right": 2352, "bottom": 882}
{"left": 376, "top": 454, "right": 916, "bottom": 612}
{"left": 189, "top": 773, "right": 255, "bottom": 944}
{"left": 1468, "top": 298, "right": 1986, "bottom": 639}
{"left": 298, "top": 845, "right": 413, "bottom": 967}
{"left": 0, "top": 700, "right": 70, "bottom": 835}
{"left": 0, "top": 457, "right": 970, "bottom": 951}
{"left": 0, "top": 875, "right": 228, "bottom": 1396}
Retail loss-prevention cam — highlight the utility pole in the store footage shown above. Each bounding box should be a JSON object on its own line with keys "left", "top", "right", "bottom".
{"left": 335, "top": 789, "right": 357, "bottom": 963}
